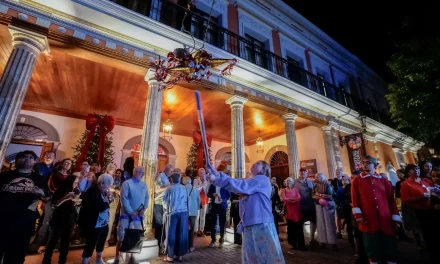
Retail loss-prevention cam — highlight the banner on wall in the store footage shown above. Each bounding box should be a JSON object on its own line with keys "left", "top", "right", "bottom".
{"left": 300, "top": 159, "right": 317, "bottom": 176}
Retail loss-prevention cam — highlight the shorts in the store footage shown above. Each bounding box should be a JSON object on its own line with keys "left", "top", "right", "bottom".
{"left": 301, "top": 209, "right": 316, "bottom": 224}
{"left": 117, "top": 217, "right": 143, "bottom": 242}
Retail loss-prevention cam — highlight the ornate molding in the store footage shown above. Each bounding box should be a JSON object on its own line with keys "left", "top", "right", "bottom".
{"left": 225, "top": 95, "right": 248, "bottom": 107}
{"left": 282, "top": 113, "right": 298, "bottom": 122}
{"left": 9, "top": 25, "right": 49, "bottom": 55}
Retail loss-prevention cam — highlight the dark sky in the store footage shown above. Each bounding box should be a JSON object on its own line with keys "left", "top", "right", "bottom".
{"left": 283, "top": 1, "right": 435, "bottom": 82}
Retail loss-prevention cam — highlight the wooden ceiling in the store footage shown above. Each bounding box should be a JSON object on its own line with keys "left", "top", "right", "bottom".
{"left": 0, "top": 25, "right": 308, "bottom": 145}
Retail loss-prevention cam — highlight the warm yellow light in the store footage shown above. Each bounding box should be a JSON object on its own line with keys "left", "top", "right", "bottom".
{"left": 165, "top": 90, "right": 177, "bottom": 105}
{"left": 254, "top": 113, "right": 263, "bottom": 126}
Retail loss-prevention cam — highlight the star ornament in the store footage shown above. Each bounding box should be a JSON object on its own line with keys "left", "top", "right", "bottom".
{"left": 151, "top": 48, "right": 237, "bottom": 91}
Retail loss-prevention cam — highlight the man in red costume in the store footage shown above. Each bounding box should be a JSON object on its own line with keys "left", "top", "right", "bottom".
{"left": 351, "top": 156, "right": 401, "bottom": 264}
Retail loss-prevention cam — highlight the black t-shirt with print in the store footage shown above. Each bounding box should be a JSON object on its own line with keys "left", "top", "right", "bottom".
{"left": 0, "top": 169, "right": 47, "bottom": 233}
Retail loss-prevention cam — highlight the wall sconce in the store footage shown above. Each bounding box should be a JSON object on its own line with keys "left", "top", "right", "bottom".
{"left": 162, "top": 111, "right": 173, "bottom": 141}
{"left": 256, "top": 130, "right": 264, "bottom": 153}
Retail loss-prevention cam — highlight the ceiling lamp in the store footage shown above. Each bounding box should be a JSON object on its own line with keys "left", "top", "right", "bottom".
{"left": 256, "top": 130, "right": 264, "bottom": 153}
{"left": 162, "top": 111, "right": 173, "bottom": 141}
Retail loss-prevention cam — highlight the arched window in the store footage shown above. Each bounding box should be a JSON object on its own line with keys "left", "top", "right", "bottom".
{"left": 12, "top": 123, "right": 49, "bottom": 141}
{"left": 270, "top": 151, "right": 289, "bottom": 167}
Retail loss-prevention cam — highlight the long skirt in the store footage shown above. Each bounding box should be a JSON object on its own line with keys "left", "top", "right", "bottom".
{"left": 242, "top": 223, "right": 285, "bottom": 264}
{"left": 162, "top": 211, "right": 189, "bottom": 258}
{"left": 315, "top": 204, "right": 337, "bottom": 244}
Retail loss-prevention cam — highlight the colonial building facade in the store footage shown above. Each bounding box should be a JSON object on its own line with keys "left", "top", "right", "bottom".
{"left": 0, "top": 0, "right": 422, "bottom": 258}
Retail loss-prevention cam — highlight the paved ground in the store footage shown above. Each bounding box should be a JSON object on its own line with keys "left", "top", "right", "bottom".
{"left": 25, "top": 230, "right": 430, "bottom": 264}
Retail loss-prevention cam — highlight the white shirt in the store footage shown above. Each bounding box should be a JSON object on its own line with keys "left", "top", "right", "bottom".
{"left": 215, "top": 186, "right": 222, "bottom": 204}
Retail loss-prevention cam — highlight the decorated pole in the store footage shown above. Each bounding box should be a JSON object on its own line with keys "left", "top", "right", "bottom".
{"left": 194, "top": 91, "right": 211, "bottom": 172}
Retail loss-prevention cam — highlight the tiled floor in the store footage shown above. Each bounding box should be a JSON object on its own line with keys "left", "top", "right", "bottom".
{"left": 25, "top": 231, "right": 430, "bottom": 264}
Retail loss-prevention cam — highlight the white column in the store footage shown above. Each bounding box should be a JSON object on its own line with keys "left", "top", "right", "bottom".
{"left": 139, "top": 69, "right": 166, "bottom": 237}
{"left": 0, "top": 26, "right": 49, "bottom": 163}
{"left": 283, "top": 113, "right": 300, "bottom": 179}
{"left": 226, "top": 95, "right": 247, "bottom": 178}
{"left": 322, "top": 123, "right": 342, "bottom": 178}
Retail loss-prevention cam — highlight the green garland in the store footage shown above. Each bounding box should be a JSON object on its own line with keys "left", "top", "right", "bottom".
{"left": 72, "top": 126, "right": 115, "bottom": 169}
{"left": 186, "top": 142, "right": 212, "bottom": 177}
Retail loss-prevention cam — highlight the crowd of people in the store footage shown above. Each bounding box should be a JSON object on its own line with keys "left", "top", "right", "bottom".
{"left": 0, "top": 149, "right": 439, "bottom": 264}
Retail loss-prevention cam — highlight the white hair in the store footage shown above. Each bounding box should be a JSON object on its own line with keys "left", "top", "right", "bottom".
{"left": 133, "top": 166, "right": 144, "bottom": 175}
{"left": 98, "top": 173, "right": 114, "bottom": 186}
{"left": 286, "top": 177, "right": 294, "bottom": 186}
{"left": 317, "top": 173, "right": 327, "bottom": 182}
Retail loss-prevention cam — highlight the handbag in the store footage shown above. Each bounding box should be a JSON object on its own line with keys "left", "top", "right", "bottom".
{"left": 120, "top": 219, "right": 145, "bottom": 253}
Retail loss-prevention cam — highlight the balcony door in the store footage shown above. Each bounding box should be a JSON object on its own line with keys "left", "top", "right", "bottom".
{"left": 286, "top": 57, "right": 303, "bottom": 86}
{"left": 191, "top": 7, "right": 221, "bottom": 47}
{"left": 244, "top": 34, "right": 269, "bottom": 70}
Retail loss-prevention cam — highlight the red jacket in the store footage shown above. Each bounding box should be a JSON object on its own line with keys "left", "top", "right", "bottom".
{"left": 351, "top": 172, "right": 401, "bottom": 236}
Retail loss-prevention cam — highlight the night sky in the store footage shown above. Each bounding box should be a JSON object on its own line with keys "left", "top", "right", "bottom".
{"left": 283, "top": 0, "right": 437, "bottom": 82}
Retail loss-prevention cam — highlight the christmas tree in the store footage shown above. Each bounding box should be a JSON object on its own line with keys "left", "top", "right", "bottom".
{"left": 186, "top": 142, "right": 212, "bottom": 177}
{"left": 72, "top": 126, "right": 115, "bottom": 169}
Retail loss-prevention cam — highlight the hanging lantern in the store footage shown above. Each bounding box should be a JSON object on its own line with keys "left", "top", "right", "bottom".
{"left": 359, "top": 115, "right": 367, "bottom": 133}
{"left": 162, "top": 111, "right": 173, "bottom": 141}
{"left": 256, "top": 130, "right": 264, "bottom": 153}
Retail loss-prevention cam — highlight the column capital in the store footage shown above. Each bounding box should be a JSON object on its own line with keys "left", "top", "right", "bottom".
{"left": 144, "top": 68, "right": 171, "bottom": 84}
{"left": 8, "top": 25, "right": 49, "bottom": 55}
{"left": 322, "top": 125, "right": 334, "bottom": 132}
{"left": 225, "top": 95, "right": 248, "bottom": 106}
{"left": 282, "top": 113, "right": 298, "bottom": 122}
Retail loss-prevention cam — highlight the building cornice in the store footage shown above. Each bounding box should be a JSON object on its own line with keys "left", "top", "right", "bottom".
{"left": 3, "top": 0, "right": 422, "bottom": 153}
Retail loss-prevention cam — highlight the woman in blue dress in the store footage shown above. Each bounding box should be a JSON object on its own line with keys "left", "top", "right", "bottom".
{"left": 207, "top": 160, "right": 285, "bottom": 264}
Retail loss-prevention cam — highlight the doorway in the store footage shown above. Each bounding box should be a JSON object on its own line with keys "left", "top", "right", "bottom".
{"left": 130, "top": 144, "right": 169, "bottom": 173}
{"left": 270, "top": 151, "right": 289, "bottom": 187}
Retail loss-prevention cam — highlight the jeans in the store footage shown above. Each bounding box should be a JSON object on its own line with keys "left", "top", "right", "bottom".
{"left": 38, "top": 201, "right": 54, "bottom": 246}
{"left": 195, "top": 204, "right": 208, "bottom": 233}
{"left": 188, "top": 216, "right": 197, "bottom": 249}
{"left": 82, "top": 226, "right": 109, "bottom": 258}
{"left": 153, "top": 204, "right": 164, "bottom": 245}
{"left": 210, "top": 204, "right": 226, "bottom": 243}
{"left": 164, "top": 212, "right": 189, "bottom": 258}
{"left": 42, "top": 223, "right": 75, "bottom": 264}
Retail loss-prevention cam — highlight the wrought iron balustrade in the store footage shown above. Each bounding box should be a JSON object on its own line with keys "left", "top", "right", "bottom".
{"left": 112, "top": 0, "right": 393, "bottom": 126}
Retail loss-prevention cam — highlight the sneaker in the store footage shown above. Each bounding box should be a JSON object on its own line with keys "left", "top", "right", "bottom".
{"left": 218, "top": 241, "right": 224, "bottom": 248}
{"left": 209, "top": 242, "right": 216, "bottom": 248}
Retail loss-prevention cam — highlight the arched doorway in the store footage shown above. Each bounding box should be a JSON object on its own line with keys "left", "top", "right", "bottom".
{"left": 270, "top": 151, "right": 289, "bottom": 187}
{"left": 214, "top": 147, "right": 251, "bottom": 174}
{"left": 130, "top": 143, "right": 169, "bottom": 171}
{"left": 3, "top": 116, "right": 60, "bottom": 171}
{"left": 121, "top": 136, "right": 177, "bottom": 173}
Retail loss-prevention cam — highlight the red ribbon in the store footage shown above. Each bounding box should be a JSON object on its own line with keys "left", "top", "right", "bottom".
{"left": 192, "top": 130, "right": 212, "bottom": 170}
{"left": 75, "top": 114, "right": 116, "bottom": 172}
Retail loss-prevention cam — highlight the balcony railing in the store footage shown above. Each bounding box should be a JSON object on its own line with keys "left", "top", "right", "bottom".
{"left": 112, "top": 0, "right": 393, "bottom": 126}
